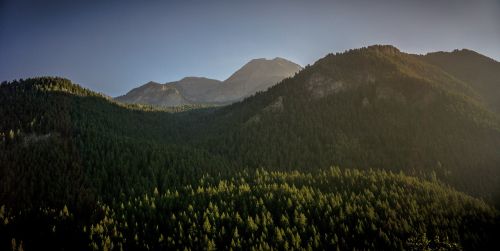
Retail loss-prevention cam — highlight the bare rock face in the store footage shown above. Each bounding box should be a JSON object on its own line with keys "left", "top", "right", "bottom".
{"left": 263, "top": 96, "right": 284, "bottom": 113}
{"left": 173, "top": 77, "right": 221, "bottom": 102}
{"left": 376, "top": 86, "right": 407, "bottom": 103}
{"left": 307, "top": 73, "right": 345, "bottom": 99}
{"left": 362, "top": 97, "right": 370, "bottom": 107}
{"left": 115, "top": 58, "right": 301, "bottom": 106}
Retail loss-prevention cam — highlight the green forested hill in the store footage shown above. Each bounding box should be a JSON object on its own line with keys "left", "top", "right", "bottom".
{"left": 0, "top": 77, "right": 232, "bottom": 210}
{"left": 1, "top": 45, "right": 500, "bottom": 250}
{"left": 420, "top": 49, "right": 500, "bottom": 114}
{"left": 199, "top": 45, "right": 500, "bottom": 203}
{"left": 2, "top": 168, "right": 499, "bottom": 250}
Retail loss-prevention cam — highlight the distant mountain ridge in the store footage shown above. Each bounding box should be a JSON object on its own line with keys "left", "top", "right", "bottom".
{"left": 115, "top": 57, "right": 302, "bottom": 106}
{"left": 115, "top": 78, "right": 221, "bottom": 106}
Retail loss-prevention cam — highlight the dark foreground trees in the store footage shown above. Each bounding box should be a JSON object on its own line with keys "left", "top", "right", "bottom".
{"left": 2, "top": 168, "right": 499, "bottom": 250}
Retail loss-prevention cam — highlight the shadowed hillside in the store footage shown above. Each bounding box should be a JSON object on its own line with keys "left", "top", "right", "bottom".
{"left": 421, "top": 49, "right": 500, "bottom": 114}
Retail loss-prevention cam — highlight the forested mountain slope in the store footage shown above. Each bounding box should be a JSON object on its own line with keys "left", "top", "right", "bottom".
{"left": 420, "top": 49, "right": 500, "bottom": 114}
{"left": 1, "top": 45, "right": 500, "bottom": 250}
{"left": 0, "top": 77, "right": 230, "bottom": 211}
{"left": 3, "top": 46, "right": 500, "bottom": 206}
{"left": 197, "top": 45, "right": 500, "bottom": 203}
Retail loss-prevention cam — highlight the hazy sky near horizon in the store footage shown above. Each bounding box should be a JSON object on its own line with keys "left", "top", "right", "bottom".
{"left": 1, "top": 0, "right": 499, "bottom": 96}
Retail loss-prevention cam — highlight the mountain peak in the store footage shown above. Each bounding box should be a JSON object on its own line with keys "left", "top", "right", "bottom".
{"left": 246, "top": 58, "right": 270, "bottom": 64}
{"left": 245, "top": 57, "right": 299, "bottom": 65}
{"left": 365, "top": 44, "right": 401, "bottom": 54}
{"left": 200, "top": 57, "right": 302, "bottom": 103}
{"left": 179, "top": 76, "right": 211, "bottom": 82}
{"left": 452, "top": 48, "right": 480, "bottom": 55}
{"left": 272, "top": 57, "right": 292, "bottom": 62}
{"left": 272, "top": 57, "right": 300, "bottom": 66}
{"left": 144, "top": 81, "right": 161, "bottom": 86}
{"left": 224, "top": 57, "right": 301, "bottom": 82}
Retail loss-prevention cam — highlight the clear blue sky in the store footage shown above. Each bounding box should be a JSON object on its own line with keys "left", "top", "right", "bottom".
{"left": 1, "top": 0, "right": 499, "bottom": 96}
